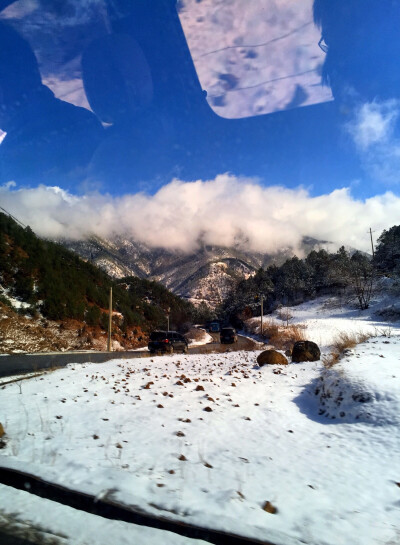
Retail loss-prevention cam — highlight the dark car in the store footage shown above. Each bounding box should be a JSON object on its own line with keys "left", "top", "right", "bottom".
{"left": 148, "top": 331, "right": 188, "bottom": 354}
{"left": 209, "top": 321, "right": 220, "bottom": 333}
{"left": 220, "top": 327, "right": 238, "bottom": 344}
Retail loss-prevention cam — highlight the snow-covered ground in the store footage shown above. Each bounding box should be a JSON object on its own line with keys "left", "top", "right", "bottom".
{"left": 248, "top": 292, "right": 399, "bottom": 351}
{"left": 0, "top": 297, "right": 399, "bottom": 545}
{"left": 187, "top": 327, "right": 213, "bottom": 347}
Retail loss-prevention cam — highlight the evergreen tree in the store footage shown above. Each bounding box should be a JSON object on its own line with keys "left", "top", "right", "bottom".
{"left": 374, "top": 225, "right": 400, "bottom": 275}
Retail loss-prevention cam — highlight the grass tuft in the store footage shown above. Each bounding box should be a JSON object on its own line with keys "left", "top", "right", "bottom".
{"left": 246, "top": 318, "right": 306, "bottom": 350}
{"left": 323, "top": 331, "right": 372, "bottom": 368}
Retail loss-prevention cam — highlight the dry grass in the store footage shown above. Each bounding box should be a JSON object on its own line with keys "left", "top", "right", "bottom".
{"left": 245, "top": 318, "right": 306, "bottom": 351}
{"left": 323, "top": 331, "right": 372, "bottom": 368}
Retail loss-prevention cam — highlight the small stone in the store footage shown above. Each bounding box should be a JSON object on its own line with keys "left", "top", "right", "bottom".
{"left": 0, "top": 423, "right": 5, "bottom": 438}
{"left": 262, "top": 501, "right": 278, "bottom": 514}
{"left": 204, "top": 406, "right": 213, "bottom": 412}
{"left": 178, "top": 454, "right": 187, "bottom": 461}
{"left": 195, "top": 385, "right": 205, "bottom": 391}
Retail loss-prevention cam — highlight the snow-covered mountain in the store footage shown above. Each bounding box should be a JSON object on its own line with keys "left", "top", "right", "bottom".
{"left": 64, "top": 235, "right": 331, "bottom": 307}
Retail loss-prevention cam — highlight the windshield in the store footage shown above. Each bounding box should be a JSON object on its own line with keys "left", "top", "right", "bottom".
{"left": 0, "top": 1, "right": 400, "bottom": 545}
{"left": 150, "top": 331, "right": 168, "bottom": 341}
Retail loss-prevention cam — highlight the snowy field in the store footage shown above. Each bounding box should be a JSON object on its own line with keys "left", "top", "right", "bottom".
{"left": 0, "top": 297, "right": 400, "bottom": 545}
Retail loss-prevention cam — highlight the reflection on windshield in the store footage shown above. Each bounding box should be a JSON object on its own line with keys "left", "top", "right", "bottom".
{"left": 179, "top": 0, "right": 332, "bottom": 118}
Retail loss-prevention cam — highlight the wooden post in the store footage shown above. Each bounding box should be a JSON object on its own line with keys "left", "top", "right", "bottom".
{"left": 369, "top": 227, "right": 375, "bottom": 258}
{"left": 260, "top": 294, "right": 264, "bottom": 337}
{"left": 107, "top": 287, "right": 112, "bottom": 352}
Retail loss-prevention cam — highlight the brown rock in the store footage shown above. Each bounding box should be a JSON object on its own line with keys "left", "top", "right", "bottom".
{"left": 291, "top": 341, "right": 321, "bottom": 363}
{"left": 257, "top": 350, "right": 288, "bottom": 366}
{"left": 0, "top": 423, "right": 5, "bottom": 438}
{"left": 263, "top": 501, "right": 278, "bottom": 514}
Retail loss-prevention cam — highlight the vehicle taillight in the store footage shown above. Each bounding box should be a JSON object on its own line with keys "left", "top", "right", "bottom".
{"left": 163, "top": 339, "right": 169, "bottom": 343}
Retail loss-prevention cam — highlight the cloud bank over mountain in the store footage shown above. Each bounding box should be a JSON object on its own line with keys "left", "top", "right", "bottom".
{"left": 2, "top": 175, "right": 399, "bottom": 254}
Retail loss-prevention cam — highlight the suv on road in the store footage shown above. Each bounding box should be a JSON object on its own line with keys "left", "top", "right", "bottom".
{"left": 148, "top": 331, "right": 188, "bottom": 354}
{"left": 220, "top": 327, "right": 238, "bottom": 344}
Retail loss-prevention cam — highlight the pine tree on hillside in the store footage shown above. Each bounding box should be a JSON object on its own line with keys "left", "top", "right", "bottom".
{"left": 374, "top": 225, "right": 400, "bottom": 275}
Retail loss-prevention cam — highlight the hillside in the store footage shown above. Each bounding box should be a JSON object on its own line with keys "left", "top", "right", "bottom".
{"left": 64, "top": 234, "right": 332, "bottom": 307}
{"left": 0, "top": 213, "right": 198, "bottom": 353}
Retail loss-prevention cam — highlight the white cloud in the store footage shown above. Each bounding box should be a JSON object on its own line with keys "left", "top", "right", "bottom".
{"left": 1, "top": 175, "right": 399, "bottom": 255}
{"left": 346, "top": 100, "right": 400, "bottom": 184}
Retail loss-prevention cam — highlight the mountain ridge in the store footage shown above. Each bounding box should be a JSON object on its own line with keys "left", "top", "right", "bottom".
{"left": 64, "top": 234, "right": 335, "bottom": 307}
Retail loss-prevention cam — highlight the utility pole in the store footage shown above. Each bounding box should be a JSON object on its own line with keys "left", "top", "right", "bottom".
{"left": 107, "top": 287, "right": 112, "bottom": 352}
{"left": 167, "top": 314, "right": 170, "bottom": 332}
{"left": 260, "top": 294, "right": 264, "bottom": 337}
{"left": 369, "top": 227, "right": 375, "bottom": 259}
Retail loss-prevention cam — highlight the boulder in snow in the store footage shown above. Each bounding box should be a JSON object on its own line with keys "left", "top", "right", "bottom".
{"left": 291, "top": 340, "right": 320, "bottom": 362}
{"left": 257, "top": 350, "right": 288, "bottom": 366}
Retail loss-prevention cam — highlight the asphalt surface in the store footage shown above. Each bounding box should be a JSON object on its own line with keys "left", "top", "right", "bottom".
{"left": 0, "top": 335, "right": 260, "bottom": 378}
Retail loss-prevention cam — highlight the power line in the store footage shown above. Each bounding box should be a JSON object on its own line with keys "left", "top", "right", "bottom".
{"left": 0, "top": 206, "right": 26, "bottom": 228}
{"left": 208, "top": 67, "right": 317, "bottom": 96}
{"left": 194, "top": 21, "right": 313, "bottom": 61}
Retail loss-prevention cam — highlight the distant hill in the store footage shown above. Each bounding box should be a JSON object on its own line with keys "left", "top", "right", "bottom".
{"left": 64, "top": 234, "right": 333, "bottom": 307}
{"left": 0, "top": 212, "right": 198, "bottom": 353}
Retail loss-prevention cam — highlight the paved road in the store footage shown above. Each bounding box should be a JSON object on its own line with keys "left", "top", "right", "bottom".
{"left": 192, "top": 333, "right": 258, "bottom": 354}
{"left": 0, "top": 335, "right": 260, "bottom": 378}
